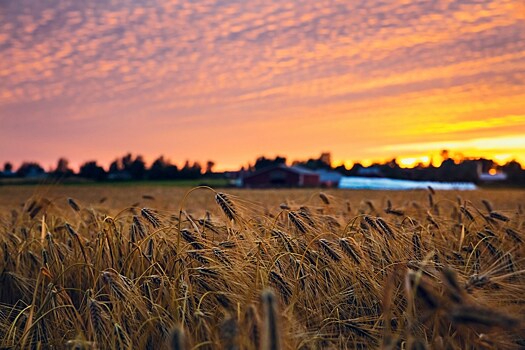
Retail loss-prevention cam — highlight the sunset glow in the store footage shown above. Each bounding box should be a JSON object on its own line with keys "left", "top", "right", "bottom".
{"left": 1, "top": 0, "right": 524, "bottom": 170}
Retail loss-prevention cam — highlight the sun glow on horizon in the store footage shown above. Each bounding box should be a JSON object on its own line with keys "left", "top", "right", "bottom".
{"left": 0, "top": 0, "right": 524, "bottom": 168}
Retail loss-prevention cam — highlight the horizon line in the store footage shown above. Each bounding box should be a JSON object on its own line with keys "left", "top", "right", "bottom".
{"left": 2, "top": 150, "right": 524, "bottom": 173}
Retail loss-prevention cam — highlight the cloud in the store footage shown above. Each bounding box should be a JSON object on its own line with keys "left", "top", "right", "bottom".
{"left": 373, "top": 134, "right": 525, "bottom": 165}
{"left": 0, "top": 0, "right": 524, "bottom": 167}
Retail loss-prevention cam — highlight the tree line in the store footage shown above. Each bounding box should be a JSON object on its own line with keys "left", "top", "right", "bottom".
{"left": 0, "top": 153, "right": 216, "bottom": 181}
{"left": 1, "top": 151, "right": 525, "bottom": 185}
{"left": 251, "top": 151, "right": 525, "bottom": 185}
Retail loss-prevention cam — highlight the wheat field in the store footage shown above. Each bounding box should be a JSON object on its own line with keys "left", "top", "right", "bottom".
{"left": 0, "top": 185, "right": 524, "bottom": 349}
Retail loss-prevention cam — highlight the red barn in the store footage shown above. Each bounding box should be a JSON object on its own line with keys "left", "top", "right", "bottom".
{"left": 242, "top": 165, "right": 320, "bottom": 188}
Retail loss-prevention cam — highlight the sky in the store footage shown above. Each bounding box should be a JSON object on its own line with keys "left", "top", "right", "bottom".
{"left": 0, "top": 0, "right": 524, "bottom": 171}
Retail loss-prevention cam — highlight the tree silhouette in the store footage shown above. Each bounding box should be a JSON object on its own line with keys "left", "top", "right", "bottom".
{"left": 2, "top": 150, "right": 524, "bottom": 185}
{"left": 16, "top": 162, "right": 45, "bottom": 177}
{"left": 205, "top": 160, "right": 215, "bottom": 174}
{"left": 52, "top": 157, "right": 74, "bottom": 178}
{"left": 293, "top": 153, "right": 332, "bottom": 170}
{"left": 254, "top": 156, "right": 286, "bottom": 171}
{"left": 107, "top": 153, "right": 146, "bottom": 180}
{"left": 129, "top": 156, "right": 146, "bottom": 180}
{"left": 109, "top": 158, "right": 122, "bottom": 173}
{"left": 502, "top": 160, "right": 525, "bottom": 184}
{"left": 79, "top": 161, "right": 107, "bottom": 181}
{"left": 149, "top": 156, "right": 167, "bottom": 180}
{"left": 3, "top": 162, "right": 13, "bottom": 173}
{"left": 179, "top": 160, "right": 202, "bottom": 179}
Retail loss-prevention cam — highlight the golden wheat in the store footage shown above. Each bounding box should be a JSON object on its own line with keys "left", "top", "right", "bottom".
{"left": 0, "top": 187, "right": 523, "bottom": 349}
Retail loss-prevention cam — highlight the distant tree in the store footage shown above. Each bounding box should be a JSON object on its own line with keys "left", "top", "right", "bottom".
{"left": 52, "top": 157, "right": 74, "bottom": 177}
{"left": 179, "top": 160, "right": 202, "bottom": 179}
{"left": 79, "top": 161, "right": 106, "bottom": 181}
{"left": 437, "top": 158, "right": 455, "bottom": 181}
{"left": 348, "top": 162, "right": 364, "bottom": 176}
{"left": 165, "top": 164, "right": 179, "bottom": 179}
{"left": 149, "top": 156, "right": 180, "bottom": 180}
{"left": 503, "top": 160, "right": 523, "bottom": 172}
{"left": 3, "top": 162, "right": 13, "bottom": 173}
{"left": 386, "top": 158, "right": 399, "bottom": 169}
{"left": 205, "top": 160, "right": 215, "bottom": 174}
{"left": 254, "top": 156, "right": 286, "bottom": 171}
{"left": 122, "top": 153, "right": 133, "bottom": 171}
{"left": 179, "top": 160, "right": 191, "bottom": 179}
{"left": 128, "top": 155, "right": 146, "bottom": 180}
{"left": 502, "top": 160, "right": 525, "bottom": 184}
{"left": 192, "top": 161, "right": 202, "bottom": 174}
{"left": 253, "top": 157, "right": 269, "bottom": 171}
{"left": 16, "top": 162, "right": 45, "bottom": 177}
{"left": 319, "top": 152, "right": 332, "bottom": 166}
{"left": 456, "top": 160, "right": 479, "bottom": 183}
{"left": 333, "top": 164, "right": 349, "bottom": 175}
{"left": 301, "top": 159, "right": 319, "bottom": 170}
{"left": 109, "top": 159, "right": 122, "bottom": 173}
{"left": 107, "top": 153, "right": 145, "bottom": 180}
{"left": 293, "top": 153, "right": 332, "bottom": 170}
{"left": 149, "top": 156, "right": 168, "bottom": 180}
{"left": 380, "top": 158, "right": 402, "bottom": 178}
{"left": 440, "top": 149, "right": 450, "bottom": 161}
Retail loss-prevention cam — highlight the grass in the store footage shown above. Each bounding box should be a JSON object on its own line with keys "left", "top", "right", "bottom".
{"left": 0, "top": 185, "right": 524, "bottom": 349}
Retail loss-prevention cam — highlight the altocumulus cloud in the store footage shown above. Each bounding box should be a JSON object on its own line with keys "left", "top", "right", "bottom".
{"left": 0, "top": 0, "right": 524, "bottom": 168}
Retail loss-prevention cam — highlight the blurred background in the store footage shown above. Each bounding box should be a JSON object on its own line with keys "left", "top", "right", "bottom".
{"left": 0, "top": 0, "right": 524, "bottom": 185}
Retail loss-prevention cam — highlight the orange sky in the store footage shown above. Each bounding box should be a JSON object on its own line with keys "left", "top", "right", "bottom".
{"left": 0, "top": 0, "right": 524, "bottom": 171}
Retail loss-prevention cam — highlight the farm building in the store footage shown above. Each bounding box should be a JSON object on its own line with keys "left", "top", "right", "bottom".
{"left": 242, "top": 165, "right": 320, "bottom": 188}
{"left": 316, "top": 169, "right": 343, "bottom": 187}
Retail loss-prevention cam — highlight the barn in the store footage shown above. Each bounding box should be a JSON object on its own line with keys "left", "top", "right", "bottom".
{"left": 242, "top": 165, "right": 320, "bottom": 188}
{"left": 316, "top": 169, "right": 343, "bottom": 187}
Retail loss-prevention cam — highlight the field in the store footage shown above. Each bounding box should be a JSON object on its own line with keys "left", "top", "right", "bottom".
{"left": 0, "top": 184, "right": 524, "bottom": 349}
